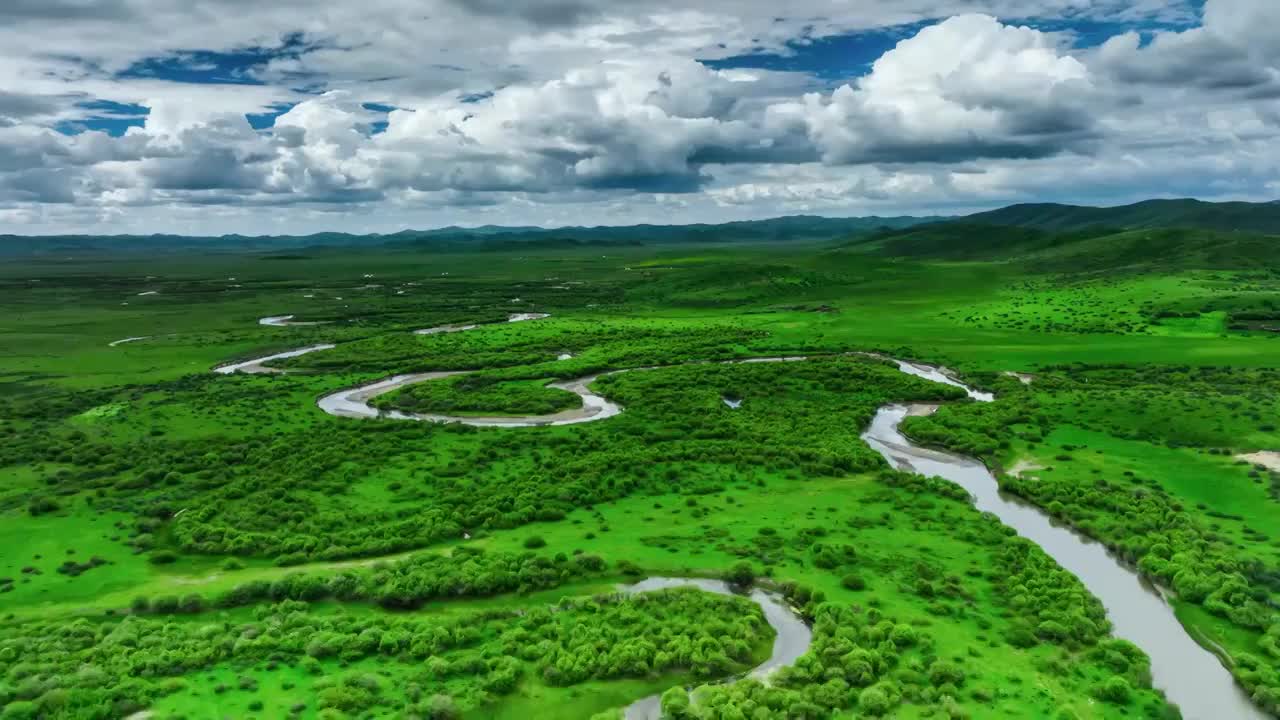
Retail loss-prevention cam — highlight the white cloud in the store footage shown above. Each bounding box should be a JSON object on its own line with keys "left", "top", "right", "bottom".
{"left": 1096, "top": 0, "right": 1280, "bottom": 94}
{"left": 0, "top": 0, "right": 1277, "bottom": 232}
{"left": 248, "top": 62, "right": 799, "bottom": 199}
{"left": 779, "top": 15, "right": 1098, "bottom": 165}
{"left": 1201, "top": 0, "right": 1280, "bottom": 56}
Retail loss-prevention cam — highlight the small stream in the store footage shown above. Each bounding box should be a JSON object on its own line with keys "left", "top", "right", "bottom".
{"left": 259, "top": 314, "right": 328, "bottom": 327}
{"left": 619, "top": 578, "right": 812, "bottom": 720}
{"left": 213, "top": 344, "right": 336, "bottom": 375}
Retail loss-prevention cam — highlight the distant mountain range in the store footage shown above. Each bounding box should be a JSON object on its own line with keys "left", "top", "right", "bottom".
{"left": 0, "top": 215, "right": 937, "bottom": 257}
{"left": 2, "top": 198, "right": 1278, "bottom": 257}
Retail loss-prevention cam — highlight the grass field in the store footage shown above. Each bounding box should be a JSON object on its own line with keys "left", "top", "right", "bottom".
{"left": 2, "top": 235, "right": 1278, "bottom": 719}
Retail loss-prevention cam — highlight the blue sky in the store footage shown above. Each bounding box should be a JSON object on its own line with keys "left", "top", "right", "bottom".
{"left": 55, "top": 100, "right": 149, "bottom": 136}
{"left": 702, "top": 23, "right": 935, "bottom": 81}
{"left": 701, "top": 13, "right": 1203, "bottom": 83}
{"left": 115, "top": 32, "right": 325, "bottom": 86}
{"left": 0, "top": 0, "right": 1276, "bottom": 235}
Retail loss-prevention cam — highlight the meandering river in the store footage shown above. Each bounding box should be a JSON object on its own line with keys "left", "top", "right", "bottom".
{"left": 218, "top": 314, "right": 1264, "bottom": 719}
{"left": 862, "top": 405, "right": 1263, "bottom": 720}
{"left": 619, "top": 578, "right": 812, "bottom": 720}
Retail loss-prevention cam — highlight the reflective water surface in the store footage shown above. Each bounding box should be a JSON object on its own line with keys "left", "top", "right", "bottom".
{"left": 620, "top": 577, "right": 812, "bottom": 720}
{"left": 863, "top": 396, "right": 1263, "bottom": 720}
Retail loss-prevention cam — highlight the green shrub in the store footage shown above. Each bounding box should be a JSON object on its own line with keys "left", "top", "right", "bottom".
{"left": 27, "top": 497, "right": 60, "bottom": 516}
{"left": 1093, "top": 677, "right": 1132, "bottom": 704}
{"left": 149, "top": 550, "right": 178, "bottom": 565}
{"left": 859, "top": 686, "right": 893, "bottom": 715}
{"left": 841, "top": 574, "right": 866, "bottom": 591}
{"left": 0, "top": 700, "right": 38, "bottom": 720}
{"left": 660, "top": 686, "right": 691, "bottom": 718}
{"left": 929, "top": 661, "right": 965, "bottom": 687}
{"left": 427, "top": 694, "right": 459, "bottom": 720}
{"left": 574, "top": 554, "right": 605, "bottom": 572}
{"left": 725, "top": 561, "right": 756, "bottom": 586}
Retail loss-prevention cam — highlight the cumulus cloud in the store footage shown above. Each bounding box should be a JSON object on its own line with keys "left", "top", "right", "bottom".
{"left": 0, "top": 0, "right": 1277, "bottom": 232}
{"left": 0, "top": 18, "right": 1109, "bottom": 210}
{"left": 229, "top": 63, "right": 803, "bottom": 199}
{"left": 776, "top": 15, "right": 1100, "bottom": 165}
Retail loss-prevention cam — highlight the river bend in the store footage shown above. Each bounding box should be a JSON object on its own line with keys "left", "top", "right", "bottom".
{"left": 216, "top": 314, "right": 1263, "bottom": 719}
{"left": 620, "top": 578, "right": 811, "bottom": 720}
{"left": 863, "top": 404, "right": 1262, "bottom": 720}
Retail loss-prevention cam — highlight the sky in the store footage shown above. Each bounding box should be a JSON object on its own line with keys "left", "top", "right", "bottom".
{"left": 1, "top": 0, "right": 1279, "bottom": 235}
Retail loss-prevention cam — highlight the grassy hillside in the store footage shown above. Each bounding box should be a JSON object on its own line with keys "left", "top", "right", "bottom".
{"left": 965, "top": 198, "right": 1280, "bottom": 235}
{"left": 851, "top": 223, "right": 1099, "bottom": 261}
{"left": 1025, "top": 227, "right": 1280, "bottom": 272}
{"left": 855, "top": 223, "right": 1279, "bottom": 273}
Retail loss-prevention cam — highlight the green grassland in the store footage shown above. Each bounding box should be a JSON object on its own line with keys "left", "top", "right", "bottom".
{"left": 2, "top": 226, "right": 1278, "bottom": 719}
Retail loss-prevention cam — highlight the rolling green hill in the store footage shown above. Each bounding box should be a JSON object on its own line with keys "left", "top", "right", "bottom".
{"left": 965, "top": 198, "right": 1280, "bottom": 234}
{"left": 852, "top": 223, "right": 1278, "bottom": 272}
{"left": 851, "top": 223, "right": 1080, "bottom": 260}
{"left": 1024, "top": 226, "right": 1280, "bottom": 272}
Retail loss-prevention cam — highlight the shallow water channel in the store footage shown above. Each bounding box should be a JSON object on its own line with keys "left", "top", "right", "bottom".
{"left": 213, "top": 344, "right": 336, "bottom": 375}
{"left": 259, "top": 314, "right": 329, "bottom": 327}
{"left": 619, "top": 578, "right": 812, "bottom": 720}
{"left": 862, "top": 393, "right": 1264, "bottom": 719}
